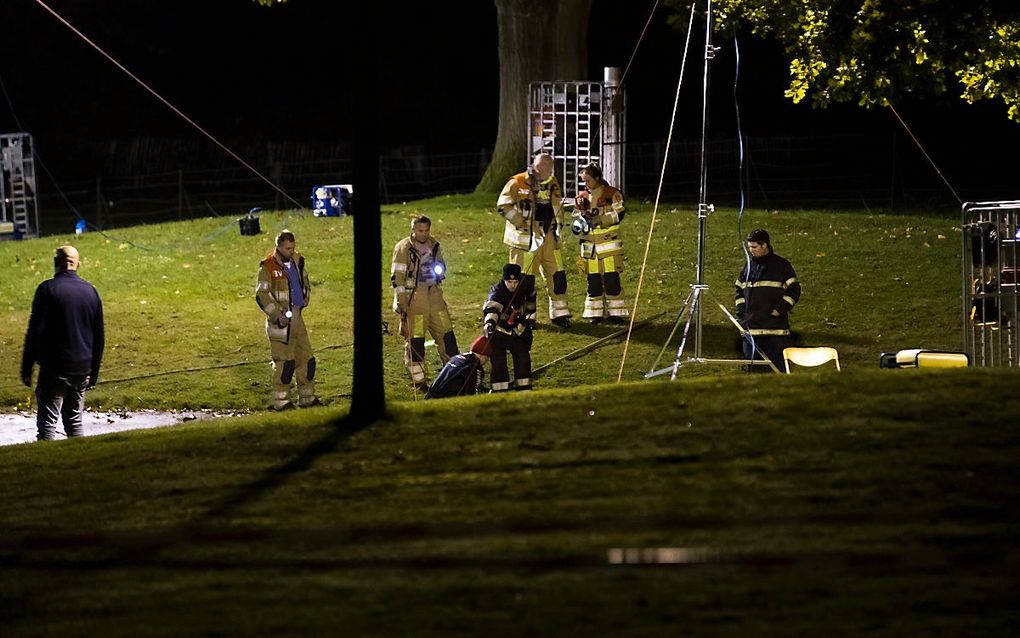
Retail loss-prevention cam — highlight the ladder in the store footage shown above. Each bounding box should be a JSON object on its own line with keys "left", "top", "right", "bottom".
{"left": 528, "top": 70, "right": 623, "bottom": 201}
{"left": 1, "top": 133, "right": 40, "bottom": 238}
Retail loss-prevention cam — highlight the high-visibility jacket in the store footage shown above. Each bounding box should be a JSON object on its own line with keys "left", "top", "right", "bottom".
{"left": 256, "top": 250, "right": 311, "bottom": 343}
{"left": 576, "top": 183, "right": 625, "bottom": 259}
{"left": 496, "top": 171, "right": 564, "bottom": 251}
{"left": 390, "top": 234, "right": 447, "bottom": 312}
{"left": 734, "top": 251, "right": 800, "bottom": 336}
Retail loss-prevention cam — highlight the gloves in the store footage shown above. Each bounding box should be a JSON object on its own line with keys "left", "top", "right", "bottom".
{"left": 21, "top": 370, "right": 32, "bottom": 388}
{"left": 483, "top": 323, "right": 494, "bottom": 339}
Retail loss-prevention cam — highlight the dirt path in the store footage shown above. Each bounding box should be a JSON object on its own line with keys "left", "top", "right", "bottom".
{"left": 0, "top": 409, "right": 235, "bottom": 446}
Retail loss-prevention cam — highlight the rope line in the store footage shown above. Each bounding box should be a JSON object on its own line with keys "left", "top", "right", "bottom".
{"left": 616, "top": 2, "right": 698, "bottom": 383}
{"left": 30, "top": 0, "right": 304, "bottom": 211}
{"left": 887, "top": 101, "right": 963, "bottom": 205}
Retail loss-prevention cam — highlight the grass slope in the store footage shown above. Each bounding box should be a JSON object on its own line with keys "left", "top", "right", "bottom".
{"left": 0, "top": 370, "right": 1017, "bottom": 635}
{"left": 0, "top": 196, "right": 965, "bottom": 409}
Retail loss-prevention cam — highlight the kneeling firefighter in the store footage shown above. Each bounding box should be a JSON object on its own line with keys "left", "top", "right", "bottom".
{"left": 255, "top": 230, "right": 318, "bottom": 410}
{"left": 573, "top": 163, "right": 628, "bottom": 323}
{"left": 483, "top": 263, "right": 535, "bottom": 392}
{"left": 424, "top": 335, "right": 492, "bottom": 399}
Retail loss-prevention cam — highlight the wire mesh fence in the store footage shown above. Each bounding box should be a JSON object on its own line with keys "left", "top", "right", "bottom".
{"left": 32, "top": 133, "right": 972, "bottom": 235}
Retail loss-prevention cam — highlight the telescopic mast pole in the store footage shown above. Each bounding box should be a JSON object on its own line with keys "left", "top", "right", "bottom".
{"left": 695, "top": 0, "right": 715, "bottom": 357}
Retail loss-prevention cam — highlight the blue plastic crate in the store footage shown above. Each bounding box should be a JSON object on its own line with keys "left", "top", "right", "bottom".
{"left": 311, "top": 184, "right": 352, "bottom": 217}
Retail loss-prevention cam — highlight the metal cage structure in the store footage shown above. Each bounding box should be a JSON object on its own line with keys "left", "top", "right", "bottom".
{"left": 961, "top": 200, "right": 1020, "bottom": 366}
{"left": 1, "top": 132, "right": 41, "bottom": 239}
{"left": 527, "top": 67, "right": 625, "bottom": 201}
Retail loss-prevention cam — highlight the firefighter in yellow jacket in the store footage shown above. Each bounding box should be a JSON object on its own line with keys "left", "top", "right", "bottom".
{"left": 496, "top": 152, "right": 572, "bottom": 328}
{"left": 573, "top": 163, "right": 628, "bottom": 323}
{"left": 255, "top": 230, "right": 317, "bottom": 410}
{"left": 391, "top": 215, "right": 459, "bottom": 392}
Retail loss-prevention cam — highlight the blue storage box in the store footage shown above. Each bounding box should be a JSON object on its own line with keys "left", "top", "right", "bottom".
{"left": 311, "top": 184, "right": 352, "bottom": 217}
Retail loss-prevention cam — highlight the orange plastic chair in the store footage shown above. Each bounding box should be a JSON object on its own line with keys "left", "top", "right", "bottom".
{"left": 782, "top": 347, "right": 841, "bottom": 374}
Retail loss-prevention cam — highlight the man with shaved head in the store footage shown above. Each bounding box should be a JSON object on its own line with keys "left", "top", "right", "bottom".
{"left": 21, "top": 245, "right": 105, "bottom": 440}
{"left": 496, "top": 152, "right": 573, "bottom": 328}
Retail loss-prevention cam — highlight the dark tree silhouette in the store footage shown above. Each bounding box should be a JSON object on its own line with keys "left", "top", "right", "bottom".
{"left": 476, "top": 0, "right": 593, "bottom": 192}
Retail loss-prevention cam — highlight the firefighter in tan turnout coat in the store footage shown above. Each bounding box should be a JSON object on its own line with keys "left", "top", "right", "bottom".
{"left": 255, "top": 230, "right": 317, "bottom": 410}
{"left": 496, "top": 153, "right": 572, "bottom": 328}
{"left": 573, "top": 163, "right": 628, "bottom": 323}
{"left": 391, "top": 215, "right": 459, "bottom": 392}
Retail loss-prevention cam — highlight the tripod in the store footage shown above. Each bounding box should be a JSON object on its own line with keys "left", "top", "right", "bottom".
{"left": 645, "top": 0, "right": 778, "bottom": 380}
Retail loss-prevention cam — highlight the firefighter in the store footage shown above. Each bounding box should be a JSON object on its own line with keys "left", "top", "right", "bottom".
{"left": 391, "top": 215, "right": 459, "bottom": 392}
{"left": 573, "top": 162, "right": 628, "bottom": 324}
{"left": 424, "top": 335, "right": 492, "bottom": 400}
{"left": 734, "top": 228, "right": 801, "bottom": 372}
{"left": 255, "top": 230, "right": 318, "bottom": 410}
{"left": 483, "top": 263, "right": 535, "bottom": 392}
{"left": 496, "top": 152, "right": 572, "bottom": 328}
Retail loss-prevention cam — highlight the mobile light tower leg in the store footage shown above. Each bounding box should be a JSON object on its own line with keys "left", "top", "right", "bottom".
{"left": 645, "top": 0, "right": 777, "bottom": 379}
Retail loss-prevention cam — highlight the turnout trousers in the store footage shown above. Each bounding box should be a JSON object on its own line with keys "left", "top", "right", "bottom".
{"left": 400, "top": 284, "right": 458, "bottom": 387}
{"left": 509, "top": 235, "right": 571, "bottom": 321}
{"left": 489, "top": 331, "right": 532, "bottom": 392}
{"left": 582, "top": 254, "right": 628, "bottom": 321}
{"left": 270, "top": 307, "right": 316, "bottom": 408}
{"left": 742, "top": 334, "right": 788, "bottom": 373}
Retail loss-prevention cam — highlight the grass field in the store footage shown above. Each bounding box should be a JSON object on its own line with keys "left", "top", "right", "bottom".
{"left": 3, "top": 198, "right": 1015, "bottom": 635}
{"left": 0, "top": 195, "right": 966, "bottom": 409}
{"left": 1, "top": 371, "right": 1017, "bottom": 635}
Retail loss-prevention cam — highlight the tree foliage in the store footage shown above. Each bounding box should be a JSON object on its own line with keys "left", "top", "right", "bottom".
{"left": 666, "top": 0, "right": 1020, "bottom": 121}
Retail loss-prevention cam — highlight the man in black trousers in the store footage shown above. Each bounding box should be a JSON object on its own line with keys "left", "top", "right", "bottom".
{"left": 21, "top": 245, "right": 105, "bottom": 440}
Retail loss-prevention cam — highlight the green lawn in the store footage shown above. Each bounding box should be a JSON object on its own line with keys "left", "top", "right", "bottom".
{"left": 0, "top": 370, "right": 1017, "bottom": 635}
{"left": 3, "top": 198, "right": 1012, "bottom": 636}
{"left": 0, "top": 195, "right": 966, "bottom": 409}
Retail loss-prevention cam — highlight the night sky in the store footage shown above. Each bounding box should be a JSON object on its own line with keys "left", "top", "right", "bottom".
{"left": 2, "top": 0, "right": 1018, "bottom": 196}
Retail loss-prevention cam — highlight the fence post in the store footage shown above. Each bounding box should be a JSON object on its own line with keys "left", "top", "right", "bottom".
{"left": 273, "top": 162, "right": 282, "bottom": 210}
{"left": 95, "top": 176, "right": 102, "bottom": 228}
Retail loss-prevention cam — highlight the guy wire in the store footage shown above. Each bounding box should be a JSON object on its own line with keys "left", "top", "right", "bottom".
{"left": 616, "top": 1, "right": 698, "bottom": 382}
{"left": 733, "top": 34, "right": 757, "bottom": 363}
{"left": 30, "top": 0, "right": 304, "bottom": 211}
{"left": 886, "top": 101, "right": 963, "bottom": 206}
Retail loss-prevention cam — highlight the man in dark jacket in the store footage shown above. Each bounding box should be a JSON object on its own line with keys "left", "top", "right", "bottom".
{"left": 483, "top": 263, "right": 535, "bottom": 391}
{"left": 424, "top": 335, "right": 492, "bottom": 399}
{"left": 734, "top": 229, "right": 801, "bottom": 372}
{"left": 21, "top": 245, "right": 105, "bottom": 440}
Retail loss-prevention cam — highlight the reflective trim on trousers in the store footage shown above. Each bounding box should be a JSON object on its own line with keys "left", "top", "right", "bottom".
{"left": 513, "top": 378, "right": 532, "bottom": 390}
{"left": 606, "top": 298, "right": 629, "bottom": 317}
{"left": 550, "top": 298, "right": 571, "bottom": 318}
{"left": 491, "top": 381, "right": 511, "bottom": 392}
{"left": 407, "top": 362, "right": 426, "bottom": 384}
{"left": 583, "top": 297, "right": 606, "bottom": 318}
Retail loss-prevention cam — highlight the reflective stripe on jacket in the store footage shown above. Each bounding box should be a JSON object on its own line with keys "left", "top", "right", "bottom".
{"left": 391, "top": 235, "right": 445, "bottom": 312}
{"left": 734, "top": 251, "right": 800, "bottom": 335}
{"left": 496, "top": 172, "right": 564, "bottom": 250}
{"left": 578, "top": 184, "right": 625, "bottom": 259}
{"left": 256, "top": 251, "right": 311, "bottom": 343}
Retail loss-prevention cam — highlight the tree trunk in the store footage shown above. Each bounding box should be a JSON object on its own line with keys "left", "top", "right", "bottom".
{"left": 348, "top": 7, "right": 386, "bottom": 422}
{"left": 475, "top": 0, "right": 593, "bottom": 193}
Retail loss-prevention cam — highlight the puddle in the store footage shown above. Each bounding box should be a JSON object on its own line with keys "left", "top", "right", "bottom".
{"left": 0, "top": 409, "right": 242, "bottom": 446}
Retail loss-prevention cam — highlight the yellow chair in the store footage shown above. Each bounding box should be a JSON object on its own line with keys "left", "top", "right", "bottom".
{"left": 782, "top": 347, "right": 841, "bottom": 374}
